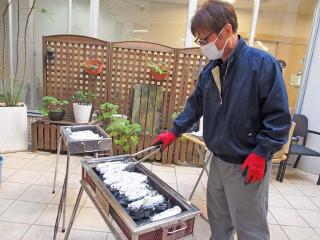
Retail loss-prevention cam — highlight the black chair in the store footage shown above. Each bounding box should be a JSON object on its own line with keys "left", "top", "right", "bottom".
{"left": 289, "top": 114, "right": 320, "bottom": 185}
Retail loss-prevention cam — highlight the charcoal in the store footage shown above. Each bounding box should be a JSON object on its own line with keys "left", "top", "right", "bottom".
{"left": 93, "top": 163, "right": 183, "bottom": 225}
{"left": 130, "top": 210, "right": 145, "bottom": 220}
{"left": 118, "top": 198, "right": 129, "bottom": 207}
{"left": 135, "top": 218, "right": 151, "bottom": 225}
{"left": 155, "top": 202, "right": 169, "bottom": 212}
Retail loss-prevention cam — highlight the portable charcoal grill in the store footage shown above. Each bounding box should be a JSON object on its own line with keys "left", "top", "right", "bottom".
{"left": 62, "top": 152, "right": 200, "bottom": 240}
{"left": 52, "top": 125, "right": 112, "bottom": 237}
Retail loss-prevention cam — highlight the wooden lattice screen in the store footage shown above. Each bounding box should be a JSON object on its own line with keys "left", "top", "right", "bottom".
{"left": 43, "top": 35, "right": 208, "bottom": 166}
{"left": 163, "top": 48, "right": 208, "bottom": 165}
{"left": 43, "top": 35, "right": 110, "bottom": 116}
{"left": 109, "top": 41, "right": 176, "bottom": 129}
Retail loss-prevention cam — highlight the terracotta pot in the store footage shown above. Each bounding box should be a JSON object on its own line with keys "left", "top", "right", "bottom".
{"left": 83, "top": 59, "right": 105, "bottom": 76}
{"left": 150, "top": 71, "right": 169, "bottom": 81}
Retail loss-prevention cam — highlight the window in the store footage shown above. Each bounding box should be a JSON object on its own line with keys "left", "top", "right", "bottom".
{"left": 72, "top": 0, "right": 90, "bottom": 35}
{"left": 99, "top": 0, "right": 189, "bottom": 48}
{"left": 254, "top": 0, "right": 317, "bottom": 111}
{"left": 32, "top": 0, "right": 69, "bottom": 107}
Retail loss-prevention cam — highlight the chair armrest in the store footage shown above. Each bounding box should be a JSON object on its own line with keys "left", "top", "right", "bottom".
{"left": 308, "top": 130, "right": 320, "bottom": 135}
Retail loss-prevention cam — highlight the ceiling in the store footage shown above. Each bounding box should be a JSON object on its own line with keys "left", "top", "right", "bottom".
{"left": 149, "top": 0, "right": 317, "bottom": 16}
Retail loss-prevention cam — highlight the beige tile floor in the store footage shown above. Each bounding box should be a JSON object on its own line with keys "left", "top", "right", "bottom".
{"left": 0, "top": 151, "right": 320, "bottom": 240}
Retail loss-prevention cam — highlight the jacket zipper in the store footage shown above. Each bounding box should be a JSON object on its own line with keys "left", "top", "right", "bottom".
{"left": 219, "top": 62, "right": 230, "bottom": 105}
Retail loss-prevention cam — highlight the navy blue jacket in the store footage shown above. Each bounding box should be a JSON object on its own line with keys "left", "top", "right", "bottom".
{"left": 171, "top": 36, "right": 291, "bottom": 164}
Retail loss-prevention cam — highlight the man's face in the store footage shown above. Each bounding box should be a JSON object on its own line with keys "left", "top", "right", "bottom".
{"left": 196, "top": 27, "right": 227, "bottom": 50}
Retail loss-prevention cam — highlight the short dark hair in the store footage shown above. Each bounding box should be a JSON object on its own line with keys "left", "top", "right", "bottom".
{"left": 191, "top": 0, "right": 238, "bottom": 37}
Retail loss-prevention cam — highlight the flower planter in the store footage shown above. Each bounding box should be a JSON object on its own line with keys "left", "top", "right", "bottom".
{"left": 83, "top": 59, "right": 105, "bottom": 76}
{"left": 0, "top": 103, "right": 28, "bottom": 153}
{"left": 48, "top": 110, "right": 65, "bottom": 121}
{"left": 150, "top": 71, "right": 169, "bottom": 82}
{"left": 73, "top": 103, "right": 92, "bottom": 123}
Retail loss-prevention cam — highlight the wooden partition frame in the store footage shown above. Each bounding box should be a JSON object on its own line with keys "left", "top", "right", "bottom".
{"left": 42, "top": 35, "right": 207, "bottom": 166}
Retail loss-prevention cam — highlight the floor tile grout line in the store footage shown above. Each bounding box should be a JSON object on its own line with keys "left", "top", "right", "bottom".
{"left": 267, "top": 210, "right": 280, "bottom": 225}
{"left": 277, "top": 183, "right": 320, "bottom": 212}
{"left": 279, "top": 224, "right": 294, "bottom": 240}
{"left": 280, "top": 195, "right": 320, "bottom": 211}
{"left": 309, "top": 197, "right": 320, "bottom": 211}
{"left": 295, "top": 208, "right": 317, "bottom": 229}
{"left": 18, "top": 223, "right": 33, "bottom": 240}
{"left": 0, "top": 198, "right": 16, "bottom": 216}
{"left": 0, "top": 182, "right": 34, "bottom": 218}
{"left": 269, "top": 206, "right": 311, "bottom": 228}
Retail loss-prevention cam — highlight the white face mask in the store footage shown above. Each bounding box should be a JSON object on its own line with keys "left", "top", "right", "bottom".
{"left": 200, "top": 28, "right": 230, "bottom": 60}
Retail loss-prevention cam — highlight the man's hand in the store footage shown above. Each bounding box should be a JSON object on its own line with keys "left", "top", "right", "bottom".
{"left": 241, "top": 152, "right": 266, "bottom": 184}
{"left": 152, "top": 131, "right": 177, "bottom": 151}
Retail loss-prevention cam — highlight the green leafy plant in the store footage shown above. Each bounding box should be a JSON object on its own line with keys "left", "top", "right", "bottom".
{"left": 97, "top": 102, "right": 119, "bottom": 122}
{"left": 148, "top": 61, "right": 169, "bottom": 74}
{"left": 171, "top": 106, "right": 184, "bottom": 121}
{"left": 72, "top": 90, "right": 96, "bottom": 105}
{"left": 97, "top": 101, "right": 142, "bottom": 152}
{"left": 106, "top": 118, "right": 142, "bottom": 152}
{"left": 38, "top": 96, "right": 68, "bottom": 117}
{"left": 1, "top": 0, "right": 38, "bottom": 106}
{"left": 1, "top": 81, "right": 25, "bottom": 106}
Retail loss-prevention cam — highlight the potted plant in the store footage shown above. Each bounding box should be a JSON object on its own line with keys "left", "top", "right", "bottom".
{"left": 72, "top": 90, "right": 96, "bottom": 123}
{"left": 83, "top": 59, "right": 105, "bottom": 76}
{"left": 97, "top": 102, "right": 119, "bottom": 124}
{"left": 106, "top": 118, "right": 141, "bottom": 153}
{"left": 0, "top": 1, "right": 37, "bottom": 153}
{"left": 97, "top": 102, "right": 141, "bottom": 152}
{"left": 38, "top": 96, "right": 68, "bottom": 121}
{"left": 148, "top": 61, "right": 170, "bottom": 81}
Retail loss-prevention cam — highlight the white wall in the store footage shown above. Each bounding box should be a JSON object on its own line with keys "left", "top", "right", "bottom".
{"left": 296, "top": 18, "right": 320, "bottom": 174}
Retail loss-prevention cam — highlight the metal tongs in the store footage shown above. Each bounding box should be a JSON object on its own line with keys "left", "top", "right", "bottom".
{"left": 125, "top": 145, "right": 161, "bottom": 171}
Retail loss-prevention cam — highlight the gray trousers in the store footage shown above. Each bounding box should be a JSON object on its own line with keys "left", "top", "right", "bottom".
{"left": 206, "top": 152, "right": 271, "bottom": 240}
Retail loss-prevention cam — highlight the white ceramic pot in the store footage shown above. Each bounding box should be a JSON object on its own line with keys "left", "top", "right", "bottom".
{"left": 0, "top": 103, "right": 28, "bottom": 153}
{"left": 73, "top": 103, "right": 92, "bottom": 123}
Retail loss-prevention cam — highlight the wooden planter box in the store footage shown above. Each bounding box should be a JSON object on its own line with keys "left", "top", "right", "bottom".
{"left": 31, "top": 119, "right": 78, "bottom": 152}
{"left": 31, "top": 119, "right": 204, "bottom": 166}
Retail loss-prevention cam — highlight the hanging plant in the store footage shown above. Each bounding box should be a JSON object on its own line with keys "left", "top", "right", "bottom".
{"left": 148, "top": 61, "right": 170, "bottom": 81}
{"left": 83, "top": 59, "right": 105, "bottom": 76}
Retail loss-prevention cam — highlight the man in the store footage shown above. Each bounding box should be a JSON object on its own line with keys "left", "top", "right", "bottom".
{"left": 153, "top": 1, "right": 291, "bottom": 239}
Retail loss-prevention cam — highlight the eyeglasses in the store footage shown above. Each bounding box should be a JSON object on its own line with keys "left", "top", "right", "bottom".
{"left": 194, "top": 31, "right": 215, "bottom": 46}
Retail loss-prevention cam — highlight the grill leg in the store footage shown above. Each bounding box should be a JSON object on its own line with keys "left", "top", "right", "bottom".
{"left": 276, "top": 161, "right": 284, "bottom": 182}
{"left": 280, "top": 160, "right": 288, "bottom": 182}
{"left": 52, "top": 136, "right": 62, "bottom": 194}
{"left": 62, "top": 150, "right": 71, "bottom": 232}
{"left": 189, "top": 151, "right": 211, "bottom": 201}
{"left": 63, "top": 186, "right": 84, "bottom": 240}
{"left": 53, "top": 161, "right": 68, "bottom": 240}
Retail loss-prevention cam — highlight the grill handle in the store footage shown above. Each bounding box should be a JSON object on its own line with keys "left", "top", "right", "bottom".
{"left": 80, "top": 140, "right": 104, "bottom": 153}
{"left": 162, "top": 222, "right": 187, "bottom": 237}
{"left": 131, "top": 145, "right": 161, "bottom": 158}
{"left": 126, "top": 146, "right": 161, "bottom": 171}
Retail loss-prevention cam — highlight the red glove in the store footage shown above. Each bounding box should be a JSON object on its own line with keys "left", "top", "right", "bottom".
{"left": 241, "top": 152, "right": 266, "bottom": 184}
{"left": 152, "top": 131, "right": 177, "bottom": 151}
